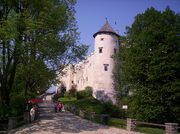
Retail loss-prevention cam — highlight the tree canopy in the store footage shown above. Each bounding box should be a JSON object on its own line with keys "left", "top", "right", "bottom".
{"left": 114, "top": 7, "right": 180, "bottom": 124}
{"left": 0, "top": 0, "right": 88, "bottom": 115}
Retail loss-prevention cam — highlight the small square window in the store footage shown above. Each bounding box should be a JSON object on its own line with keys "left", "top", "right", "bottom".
{"left": 99, "top": 47, "right": 103, "bottom": 53}
{"left": 101, "top": 38, "right": 104, "bottom": 41}
{"left": 114, "top": 48, "right": 117, "bottom": 54}
{"left": 104, "top": 64, "right": 109, "bottom": 71}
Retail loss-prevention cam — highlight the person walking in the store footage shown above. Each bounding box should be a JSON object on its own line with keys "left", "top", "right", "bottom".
{"left": 54, "top": 101, "right": 58, "bottom": 112}
{"left": 72, "top": 105, "right": 76, "bottom": 114}
{"left": 61, "top": 103, "right": 65, "bottom": 112}
{"left": 30, "top": 106, "right": 36, "bottom": 122}
{"left": 58, "top": 102, "right": 62, "bottom": 112}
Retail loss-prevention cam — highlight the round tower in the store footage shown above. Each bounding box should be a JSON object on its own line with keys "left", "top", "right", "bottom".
{"left": 93, "top": 21, "right": 119, "bottom": 103}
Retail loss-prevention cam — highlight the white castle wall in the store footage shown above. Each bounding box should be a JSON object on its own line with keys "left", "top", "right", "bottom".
{"left": 93, "top": 33, "right": 119, "bottom": 91}
{"left": 56, "top": 22, "right": 120, "bottom": 104}
{"left": 74, "top": 53, "right": 94, "bottom": 90}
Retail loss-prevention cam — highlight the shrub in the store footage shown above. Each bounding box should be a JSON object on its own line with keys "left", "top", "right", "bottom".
{"left": 100, "top": 102, "right": 122, "bottom": 118}
{"left": 52, "top": 93, "right": 63, "bottom": 101}
{"left": 26, "top": 91, "right": 37, "bottom": 101}
{"left": 0, "top": 104, "right": 10, "bottom": 119}
{"left": 77, "top": 90, "right": 86, "bottom": 99}
{"left": 77, "top": 86, "right": 93, "bottom": 99}
{"left": 64, "top": 92, "right": 70, "bottom": 98}
{"left": 85, "top": 86, "right": 93, "bottom": 96}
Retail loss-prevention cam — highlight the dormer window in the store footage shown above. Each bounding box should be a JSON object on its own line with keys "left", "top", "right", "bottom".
{"left": 99, "top": 47, "right": 103, "bottom": 53}
{"left": 101, "top": 38, "right": 104, "bottom": 41}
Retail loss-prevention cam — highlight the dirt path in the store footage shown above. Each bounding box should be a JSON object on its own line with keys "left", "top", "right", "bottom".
{"left": 9, "top": 96, "right": 144, "bottom": 134}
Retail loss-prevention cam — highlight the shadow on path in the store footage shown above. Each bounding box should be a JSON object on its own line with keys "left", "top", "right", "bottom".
{"left": 9, "top": 100, "right": 109, "bottom": 134}
{"left": 9, "top": 96, "right": 143, "bottom": 134}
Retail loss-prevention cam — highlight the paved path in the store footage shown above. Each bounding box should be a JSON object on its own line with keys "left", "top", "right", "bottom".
{"left": 9, "top": 96, "right": 144, "bottom": 134}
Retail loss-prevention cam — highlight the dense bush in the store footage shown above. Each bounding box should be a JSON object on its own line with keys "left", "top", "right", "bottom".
{"left": 100, "top": 102, "right": 123, "bottom": 118}
{"left": 85, "top": 86, "right": 93, "bottom": 95}
{"left": 0, "top": 104, "right": 10, "bottom": 119}
{"left": 9, "top": 92, "right": 26, "bottom": 116}
{"left": 52, "top": 93, "right": 64, "bottom": 102}
{"left": 77, "top": 86, "right": 92, "bottom": 99}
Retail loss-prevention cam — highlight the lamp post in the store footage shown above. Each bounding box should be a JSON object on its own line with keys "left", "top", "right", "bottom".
{"left": 122, "top": 105, "right": 128, "bottom": 128}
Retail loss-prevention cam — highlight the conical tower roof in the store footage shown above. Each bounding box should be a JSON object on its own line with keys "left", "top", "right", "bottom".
{"left": 93, "top": 21, "right": 119, "bottom": 38}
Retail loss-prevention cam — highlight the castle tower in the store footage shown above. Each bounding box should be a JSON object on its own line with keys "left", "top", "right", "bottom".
{"left": 93, "top": 21, "right": 119, "bottom": 103}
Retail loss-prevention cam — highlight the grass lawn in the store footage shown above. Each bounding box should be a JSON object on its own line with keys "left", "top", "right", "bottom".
{"left": 58, "top": 96, "right": 104, "bottom": 114}
{"left": 108, "top": 118, "right": 126, "bottom": 129}
{"left": 135, "top": 126, "right": 165, "bottom": 134}
{"left": 135, "top": 125, "right": 180, "bottom": 134}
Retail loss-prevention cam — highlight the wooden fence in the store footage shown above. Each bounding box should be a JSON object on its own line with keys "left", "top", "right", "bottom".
{"left": 65, "top": 104, "right": 179, "bottom": 134}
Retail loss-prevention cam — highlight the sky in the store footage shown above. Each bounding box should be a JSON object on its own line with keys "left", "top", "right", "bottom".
{"left": 46, "top": 0, "right": 180, "bottom": 93}
{"left": 75, "top": 0, "right": 180, "bottom": 54}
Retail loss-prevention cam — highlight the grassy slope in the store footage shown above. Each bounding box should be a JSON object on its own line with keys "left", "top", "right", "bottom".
{"left": 58, "top": 96, "right": 180, "bottom": 134}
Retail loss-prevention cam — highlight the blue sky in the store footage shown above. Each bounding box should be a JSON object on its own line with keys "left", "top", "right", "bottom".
{"left": 47, "top": 0, "right": 180, "bottom": 93}
{"left": 75, "top": 0, "right": 180, "bottom": 54}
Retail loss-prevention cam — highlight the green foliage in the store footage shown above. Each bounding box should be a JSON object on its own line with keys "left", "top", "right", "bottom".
{"left": 69, "top": 85, "right": 77, "bottom": 97}
{"left": 135, "top": 124, "right": 165, "bottom": 134}
{"left": 77, "top": 86, "right": 93, "bottom": 99}
{"left": 85, "top": 86, "right": 93, "bottom": 95}
{"left": 108, "top": 118, "right": 126, "bottom": 129}
{"left": 59, "top": 95, "right": 123, "bottom": 118}
{"left": 64, "top": 92, "right": 71, "bottom": 98}
{"left": 26, "top": 91, "right": 37, "bottom": 101}
{"left": 0, "top": 0, "right": 88, "bottom": 108}
{"left": 9, "top": 92, "right": 26, "bottom": 116}
{"left": 0, "top": 104, "right": 10, "bottom": 119}
{"left": 52, "top": 93, "right": 64, "bottom": 102}
{"left": 58, "top": 97, "right": 77, "bottom": 102}
{"left": 100, "top": 102, "right": 123, "bottom": 118}
{"left": 114, "top": 7, "right": 180, "bottom": 124}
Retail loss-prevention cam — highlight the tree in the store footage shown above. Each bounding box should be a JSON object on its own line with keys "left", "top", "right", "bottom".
{"left": 0, "top": 0, "right": 88, "bottom": 107}
{"left": 114, "top": 7, "right": 180, "bottom": 124}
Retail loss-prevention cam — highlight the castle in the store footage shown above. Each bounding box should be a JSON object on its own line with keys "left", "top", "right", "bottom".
{"left": 56, "top": 21, "right": 120, "bottom": 104}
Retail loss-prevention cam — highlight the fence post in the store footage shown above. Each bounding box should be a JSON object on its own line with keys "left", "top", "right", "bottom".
{"left": 127, "top": 118, "right": 136, "bottom": 131}
{"left": 101, "top": 114, "right": 109, "bottom": 125}
{"left": 8, "top": 117, "right": 17, "bottom": 130}
{"left": 24, "top": 112, "right": 30, "bottom": 123}
{"left": 79, "top": 110, "right": 85, "bottom": 117}
{"left": 165, "top": 123, "right": 178, "bottom": 134}
{"left": 89, "top": 112, "right": 95, "bottom": 121}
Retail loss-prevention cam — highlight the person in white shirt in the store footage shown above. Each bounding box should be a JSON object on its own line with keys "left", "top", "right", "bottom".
{"left": 30, "top": 106, "right": 35, "bottom": 122}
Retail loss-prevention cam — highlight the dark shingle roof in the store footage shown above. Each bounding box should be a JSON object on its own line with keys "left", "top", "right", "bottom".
{"left": 93, "top": 21, "right": 119, "bottom": 38}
